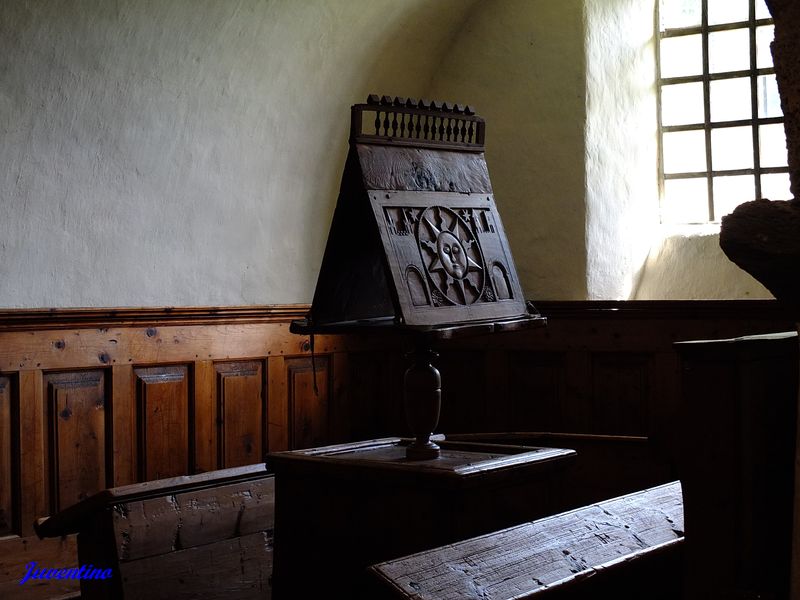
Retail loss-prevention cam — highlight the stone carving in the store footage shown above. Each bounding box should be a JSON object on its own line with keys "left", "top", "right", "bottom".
{"left": 720, "top": 1, "right": 800, "bottom": 301}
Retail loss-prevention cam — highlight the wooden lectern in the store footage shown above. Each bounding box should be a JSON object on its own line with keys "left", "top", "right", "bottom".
{"left": 270, "top": 96, "right": 574, "bottom": 598}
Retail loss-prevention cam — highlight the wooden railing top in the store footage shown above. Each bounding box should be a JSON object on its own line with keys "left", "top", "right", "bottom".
{"left": 351, "top": 94, "right": 486, "bottom": 152}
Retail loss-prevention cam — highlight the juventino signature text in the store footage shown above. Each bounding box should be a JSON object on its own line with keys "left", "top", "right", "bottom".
{"left": 19, "top": 562, "right": 112, "bottom": 585}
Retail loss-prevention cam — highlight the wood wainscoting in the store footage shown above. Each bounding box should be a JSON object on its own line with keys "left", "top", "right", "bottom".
{"left": 0, "top": 300, "right": 794, "bottom": 599}
{"left": 0, "top": 305, "right": 358, "bottom": 599}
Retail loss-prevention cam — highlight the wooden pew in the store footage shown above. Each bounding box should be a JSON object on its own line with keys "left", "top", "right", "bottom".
{"left": 34, "top": 464, "right": 274, "bottom": 600}
{"left": 368, "top": 481, "right": 684, "bottom": 600}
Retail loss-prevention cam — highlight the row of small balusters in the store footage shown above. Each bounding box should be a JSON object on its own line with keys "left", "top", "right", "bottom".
{"left": 372, "top": 110, "right": 477, "bottom": 144}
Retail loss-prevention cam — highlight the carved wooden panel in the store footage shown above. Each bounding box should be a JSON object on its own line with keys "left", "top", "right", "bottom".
{"left": 356, "top": 145, "right": 492, "bottom": 193}
{"left": 44, "top": 370, "right": 106, "bottom": 513}
{"left": 590, "top": 353, "right": 652, "bottom": 436}
{"left": 370, "top": 191, "right": 528, "bottom": 326}
{"left": 0, "top": 375, "right": 13, "bottom": 536}
{"left": 508, "top": 352, "right": 567, "bottom": 432}
{"left": 215, "top": 361, "right": 264, "bottom": 468}
{"left": 286, "top": 357, "right": 330, "bottom": 450}
{"left": 134, "top": 366, "right": 190, "bottom": 481}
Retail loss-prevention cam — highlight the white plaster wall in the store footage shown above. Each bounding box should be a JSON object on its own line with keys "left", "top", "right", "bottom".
{"left": 429, "top": 0, "right": 588, "bottom": 300}
{"left": 1, "top": 0, "right": 769, "bottom": 307}
{"left": 584, "top": 0, "right": 660, "bottom": 300}
{"left": 0, "top": 0, "right": 477, "bottom": 307}
{"left": 634, "top": 228, "right": 773, "bottom": 299}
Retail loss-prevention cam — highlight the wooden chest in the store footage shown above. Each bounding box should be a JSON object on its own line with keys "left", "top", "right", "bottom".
{"left": 269, "top": 437, "right": 575, "bottom": 598}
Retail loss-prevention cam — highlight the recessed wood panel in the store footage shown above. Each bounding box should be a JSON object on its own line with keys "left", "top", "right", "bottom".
{"left": 590, "top": 353, "right": 652, "bottom": 436}
{"left": 215, "top": 361, "right": 264, "bottom": 468}
{"left": 0, "top": 376, "right": 13, "bottom": 536}
{"left": 508, "top": 352, "right": 566, "bottom": 432}
{"left": 135, "top": 366, "right": 190, "bottom": 481}
{"left": 286, "top": 357, "right": 330, "bottom": 450}
{"left": 347, "top": 351, "right": 404, "bottom": 441}
{"left": 438, "top": 350, "right": 487, "bottom": 434}
{"left": 44, "top": 370, "right": 106, "bottom": 513}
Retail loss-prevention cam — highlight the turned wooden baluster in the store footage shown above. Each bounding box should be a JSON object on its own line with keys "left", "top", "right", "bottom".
{"left": 404, "top": 340, "right": 441, "bottom": 460}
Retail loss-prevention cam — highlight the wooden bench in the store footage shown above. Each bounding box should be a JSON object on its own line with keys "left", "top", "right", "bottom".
{"left": 368, "top": 480, "right": 684, "bottom": 600}
{"left": 34, "top": 464, "right": 274, "bottom": 600}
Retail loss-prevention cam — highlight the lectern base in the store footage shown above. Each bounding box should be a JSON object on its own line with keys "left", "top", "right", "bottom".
{"left": 269, "top": 437, "right": 576, "bottom": 599}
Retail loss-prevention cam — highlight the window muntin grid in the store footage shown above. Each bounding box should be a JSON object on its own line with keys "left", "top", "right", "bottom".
{"left": 657, "top": 0, "right": 790, "bottom": 224}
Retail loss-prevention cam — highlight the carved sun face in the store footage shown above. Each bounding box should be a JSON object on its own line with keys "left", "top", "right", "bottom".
{"left": 417, "top": 206, "right": 484, "bottom": 305}
{"left": 435, "top": 231, "right": 469, "bottom": 279}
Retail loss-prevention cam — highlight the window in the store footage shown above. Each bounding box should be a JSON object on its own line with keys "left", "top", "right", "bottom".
{"left": 657, "top": 0, "right": 790, "bottom": 224}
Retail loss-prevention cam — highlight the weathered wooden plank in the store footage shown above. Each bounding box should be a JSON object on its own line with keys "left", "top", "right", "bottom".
{"left": 0, "top": 324, "right": 345, "bottom": 372}
{"left": 118, "top": 530, "right": 272, "bottom": 600}
{"left": 35, "top": 464, "right": 270, "bottom": 539}
{"left": 113, "top": 477, "right": 274, "bottom": 561}
{"left": 369, "top": 481, "right": 684, "bottom": 600}
{"left": 0, "top": 534, "right": 79, "bottom": 600}
{"left": 357, "top": 145, "right": 492, "bottom": 193}
{"left": 111, "top": 365, "right": 136, "bottom": 487}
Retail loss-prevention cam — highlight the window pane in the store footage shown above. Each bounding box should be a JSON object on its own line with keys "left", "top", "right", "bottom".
{"left": 661, "top": 35, "right": 703, "bottom": 78}
{"left": 757, "top": 25, "right": 775, "bottom": 69}
{"left": 711, "top": 126, "right": 753, "bottom": 170}
{"left": 662, "top": 178, "right": 709, "bottom": 223}
{"left": 660, "top": 0, "right": 701, "bottom": 30}
{"left": 710, "top": 77, "right": 752, "bottom": 122}
{"left": 755, "top": 0, "right": 771, "bottom": 20}
{"left": 714, "top": 175, "right": 755, "bottom": 219}
{"left": 757, "top": 74, "right": 783, "bottom": 117}
{"left": 709, "top": 29, "right": 750, "bottom": 74}
{"left": 759, "top": 123, "right": 788, "bottom": 167}
{"left": 761, "top": 173, "right": 791, "bottom": 199}
{"left": 708, "top": 0, "right": 749, "bottom": 25}
{"left": 664, "top": 130, "right": 707, "bottom": 173}
{"left": 662, "top": 82, "right": 705, "bottom": 125}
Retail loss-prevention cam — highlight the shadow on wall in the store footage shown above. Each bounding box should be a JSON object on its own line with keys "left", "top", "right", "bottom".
{"left": 632, "top": 227, "right": 773, "bottom": 300}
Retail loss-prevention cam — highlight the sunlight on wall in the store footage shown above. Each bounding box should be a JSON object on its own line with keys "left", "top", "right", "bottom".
{"left": 634, "top": 226, "right": 772, "bottom": 299}
{"left": 584, "top": 0, "right": 659, "bottom": 300}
